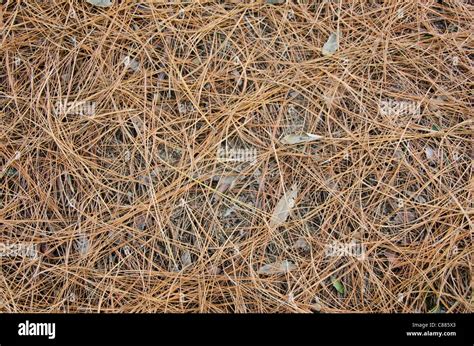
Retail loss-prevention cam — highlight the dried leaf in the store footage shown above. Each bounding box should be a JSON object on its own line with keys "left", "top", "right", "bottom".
{"left": 392, "top": 210, "right": 416, "bottom": 225}
{"left": 216, "top": 175, "right": 238, "bottom": 193}
{"left": 322, "top": 32, "right": 339, "bottom": 56}
{"left": 122, "top": 55, "right": 140, "bottom": 72}
{"left": 130, "top": 115, "right": 145, "bottom": 134}
{"left": 223, "top": 206, "right": 234, "bottom": 217}
{"left": 257, "top": 260, "right": 296, "bottom": 275}
{"left": 331, "top": 277, "right": 345, "bottom": 294}
{"left": 181, "top": 250, "right": 192, "bottom": 267}
{"left": 269, "top": 184, "right": 298, "bottom": 228}
{"left": 384, "top": 250, "right": 399, "bottom": 267}
{"left": 281, "top": 133, "right": 323, "bottom": 145}
{"left": 293, "top": 237, "right": 310, "bottom": 251}
{"left": 207, "top": 264, "right": 222, "bottom": 275}
{"left": 425, "top": 146, "right": 437, "bottom": 162}
{"left": 86, "top": 0, "right": 113, "bottom": 7}
{"left": 414, "top": 195, "right": 427, "bottom": 204}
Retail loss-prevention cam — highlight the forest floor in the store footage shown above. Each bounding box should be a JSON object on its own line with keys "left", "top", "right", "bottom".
{"left": 0, "top": 0, "right": 472, "bottom": 312}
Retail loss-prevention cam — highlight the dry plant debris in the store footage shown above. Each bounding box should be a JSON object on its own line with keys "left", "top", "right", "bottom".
{"left": 0, "top": 0, "right": 473, "bottom": 313}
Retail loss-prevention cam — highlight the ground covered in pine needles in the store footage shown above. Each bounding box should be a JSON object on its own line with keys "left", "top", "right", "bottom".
{"left": 1, "top": 0, "right": 473, "bottom": 312}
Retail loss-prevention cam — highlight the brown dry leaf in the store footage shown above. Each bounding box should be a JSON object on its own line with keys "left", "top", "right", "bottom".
{"left": 257, "top": 260, "right": 296, "bottom": 275}
{"left": 216, "top": 175, "right": 239, "bottom": 193}
{"left": 281, "top": 133, "right": 323, "bottom": 145}
{"left": 130, "top": 115, "right": 145, "bottom": 134}
{"left": 86, "top": 0, "right": 113, "bottom": 7}
{"left": 392, "top": 210, "right": 416, "bottom": 225}
{"left": 384, "top": 250, "right": 400, "bottom": 267}
{"left": 293, "top": 237, "right": 310, "bottom": 251}
{"left": 322, "top": 32, "right": 339, "bottom": 56}
{"left": 207, "top": 264, "right": 222, "bottom": 275}
{"left": 425, "top": 146, "right": 437, "bottom": 163}
{"left": 269, "top": 184, "right": 298, "bottom": 228}
{"left": 181, "top": 250, "right": 192, "bottom": 267}
{"left": 122, "top": 55, "right": 140, "bottom": 72}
